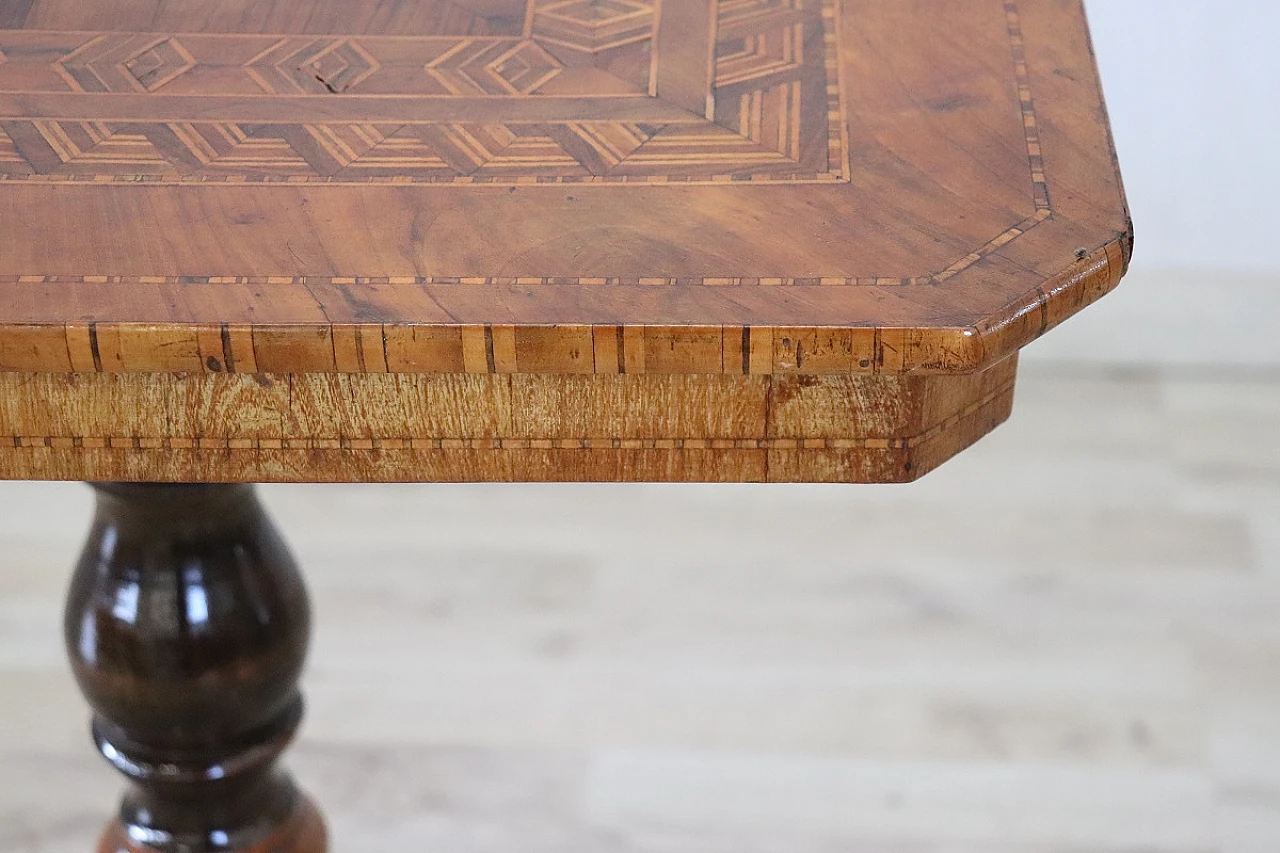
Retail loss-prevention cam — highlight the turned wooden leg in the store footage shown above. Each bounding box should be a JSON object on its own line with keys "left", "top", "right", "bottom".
{"left": 64, "top": 484, "right": 327, "bottom": 853}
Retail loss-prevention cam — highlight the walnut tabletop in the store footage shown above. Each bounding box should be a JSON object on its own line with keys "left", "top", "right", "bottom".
{"left": 0, "top": 0, "right": 1130, "bottom": 484}
{"left": 2, "top": 2, "right": 1132, "bottom": 851}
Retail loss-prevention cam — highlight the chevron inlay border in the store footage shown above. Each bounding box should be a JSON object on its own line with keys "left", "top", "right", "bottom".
{"left": 0, "top": 0, "right": 850, "bottom": 184}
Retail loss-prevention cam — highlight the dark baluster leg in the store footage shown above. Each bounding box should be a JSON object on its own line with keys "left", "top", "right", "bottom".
{"left": 65, "top": 484, "right": 327, "bottom": 853}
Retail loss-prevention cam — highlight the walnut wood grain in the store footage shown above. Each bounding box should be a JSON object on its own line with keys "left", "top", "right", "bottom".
{"left": 0, "top": 0, "right": 1129, "bottom": 381}
{"left": 0, "top": 356, "right": 1016, "bottom": 483}
{"left": 0, "top": 0, "right": 1127, "bottom": 486}
{"left": 5, "top": 3, "right": 1130, "bottom": 848}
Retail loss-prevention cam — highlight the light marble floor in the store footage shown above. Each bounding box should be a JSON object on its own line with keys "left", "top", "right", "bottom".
{"left": 1, "top": 361, "right": 1277, "bottom": 852}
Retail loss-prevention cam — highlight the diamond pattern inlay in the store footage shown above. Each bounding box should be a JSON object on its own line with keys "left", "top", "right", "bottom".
{"left": 492, "top": 41, "right": 564, "bottom": 93}
{"left": 427, "top": 39, "right": 562, "bottom": 95}
{"left": 246, "top": 38, "right": 382, "bottom": 95}
{"left": 0, "top": 0, "right": 851, "bottom": 184}
{"left": 533, "top": 0, "right": 655, "bottom": 52}
{"left": 55, "top": 34, "right": 198, "bottom": 93}
{"left": 299, "top": 40, "right": 380, "bottom": 93}
{"left": 122, "top": 38, "right": 197, "bottom": 92}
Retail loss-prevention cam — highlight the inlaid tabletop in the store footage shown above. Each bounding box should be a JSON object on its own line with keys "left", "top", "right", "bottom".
{"left": 0, "top": 0, "right": 1130, "bottom": 484}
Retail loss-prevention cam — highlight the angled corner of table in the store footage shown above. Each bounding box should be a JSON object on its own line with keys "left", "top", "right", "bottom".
{"left": 0, "top": 0, "right": 1131, "bottom": 850}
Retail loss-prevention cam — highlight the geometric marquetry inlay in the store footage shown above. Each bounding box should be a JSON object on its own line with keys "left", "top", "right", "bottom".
{"left": 0, "top": 0, "right": 852, "bottom": 184}
{"left": 55, "top": 34, "right": 199, "bottom": 93}
{"left": 533, "top": 0, "right": 656, "bottom": 52}
{"left": 0, "top": 0, "right": 1132, "bottom": 485}
{"left": 246, "top": 38, "right": 382, "bottom": 95}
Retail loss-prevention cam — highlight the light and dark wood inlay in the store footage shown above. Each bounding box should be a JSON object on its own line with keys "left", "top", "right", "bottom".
{"left": 0, "top": 0, "right": 849, "bottom": 184}
{"left": 2, "top": 3, "right": 1131, "bottom": 849}
{"left": 0, "top": 0, "right": 1130, "bottom": 477}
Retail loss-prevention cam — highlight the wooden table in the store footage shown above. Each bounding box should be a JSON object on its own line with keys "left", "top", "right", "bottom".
{"left": 0, "top": 1, "right": 1130, "bottom": 850}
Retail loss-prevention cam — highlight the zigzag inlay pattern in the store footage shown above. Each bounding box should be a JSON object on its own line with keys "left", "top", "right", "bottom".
{"left": 245, "top": 38, "right": 381, "bottom": 95}
{"left": 0, "top": 0, "right": 848, "bottom": 183}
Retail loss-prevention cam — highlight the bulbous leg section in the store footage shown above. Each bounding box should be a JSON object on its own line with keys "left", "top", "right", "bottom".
{"left": 66, "top": 484, "right": 327, "bottom": 853}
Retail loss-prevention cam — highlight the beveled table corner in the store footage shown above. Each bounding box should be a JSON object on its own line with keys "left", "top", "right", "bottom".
{"left": 0, "top": 0, "right": 1130, "bottom": 850}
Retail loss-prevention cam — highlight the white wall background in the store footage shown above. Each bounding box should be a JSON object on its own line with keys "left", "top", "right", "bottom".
{"left": 1090, "top": 0, "right": 1279, "bottom": 274}
{"left": 1024, "top": 0, "right": 1280, "bottom": 367}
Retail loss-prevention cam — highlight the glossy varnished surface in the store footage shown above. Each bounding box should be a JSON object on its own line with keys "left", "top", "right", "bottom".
{"left": 97, "top": 798, "right": 326, "bottom": 853}
{"left": 0, "top": 0, "right": 1130, "bottom": 377}
{"left": 66, "top": 484, "right": 324, "bottom": 852}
